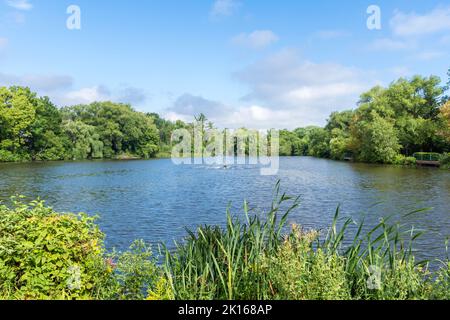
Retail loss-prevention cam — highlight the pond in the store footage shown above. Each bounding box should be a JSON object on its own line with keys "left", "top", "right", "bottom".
{"left": 0, "top": 157, "right": 449, "bottom": 262}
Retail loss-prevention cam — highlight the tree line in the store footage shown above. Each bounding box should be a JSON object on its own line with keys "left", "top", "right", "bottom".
{"left": 1, "top": 72, "right": 449, "bottom": 164}
{"left": 278, "top": 74, "right": 450, "bottom": 164}
{"left": 0, "top": 87, "right": 159, "bottom": 162}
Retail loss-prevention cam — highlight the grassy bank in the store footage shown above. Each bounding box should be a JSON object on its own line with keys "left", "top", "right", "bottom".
{"left": 0, "top": 186, "right": 449, "bottom": 300}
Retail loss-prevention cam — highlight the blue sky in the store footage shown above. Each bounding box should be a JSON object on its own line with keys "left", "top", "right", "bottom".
{"left": 1, "top": 0, "right": 449, "bottom": 129}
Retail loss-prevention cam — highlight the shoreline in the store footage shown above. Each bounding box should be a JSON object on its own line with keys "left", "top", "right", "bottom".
{"left": 0, "top": 155, "right": 447, "bottom": 170}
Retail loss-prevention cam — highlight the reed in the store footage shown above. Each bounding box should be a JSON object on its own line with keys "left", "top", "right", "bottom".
{"left": 160, "top": 182, "right": 450, "bottom": 300}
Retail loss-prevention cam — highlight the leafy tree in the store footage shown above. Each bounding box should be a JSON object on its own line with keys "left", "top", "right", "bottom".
{"left": 63, "top": 120, "right": 104, "bottom": 160}
{"left": 62, "top": 102, "right": 160, "bottom": 159}
{"left": 351, "top": 112, "right": 400, "bottom": 163}
{"left": 329, "top": 129, "right": 351, "bottom": 160}
{"left": 326, "top": 110, "right": 354, "bottom": 132}
{"left": 384, "top": 76, "right": 442, "bottom": 119}
{"left": 438, "top": 101, "right": 450, "bottom": 147}
{"left": 307, "top": 127, "right": 330, "bottom": 158}
{"left": 29, "top": 96, "right": 67, "bottom": 160}
{"left": 0, "top": 87, "right": 37, "bottom": 160}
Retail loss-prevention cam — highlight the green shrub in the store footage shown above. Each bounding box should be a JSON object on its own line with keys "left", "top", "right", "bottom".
{"left": 106, "top": 240, "right": 159, "bottom": 300}
{"left": 393, "top": 154, "right": 417, "bottom": 166}
{"left": 0, "top": 198, "right": 111, "bottom": 299}
{"left": 160, "top": 185, "right": 450, "bottom": 300}
{"left": 432, "top": 262, "right": 450, "bottom": 299}
{"left": 0, "top": 198, "right": 160, "bottom": 300}
{"left": 0, "top": 149, "right": 28, "bottom": 162}
{"left": 264, "top": 227, "right": 350, "bottom": 300}
{"left": 322, "top": 208, "right": 438, "bottom": 300}
{"left": 440, "top": 153, "right": 450, "bottom": 169}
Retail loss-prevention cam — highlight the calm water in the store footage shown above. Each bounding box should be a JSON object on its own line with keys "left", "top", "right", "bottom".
{"left": 0, "top": 157, "right": 449, "bottom": 262}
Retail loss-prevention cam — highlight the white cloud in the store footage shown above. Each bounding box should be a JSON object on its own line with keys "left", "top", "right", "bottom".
{"left": 368, "top": 38, "right": 414, "bottom": 51}
{"left": 235, "top": 49, "right": 371, "bottom": 109}
{"left": 169, "top": 93, "right": 231, "bottom": 116}
{"left": 5, "top": 0, "right": 32, "bottom": 11}
{"left": 232, "top": 30, "right": 279, "bottom": 49}
{"left": 117, "top": 86, "right": 147, "bottom": 105}
{"left": 231, "top": 49, "right": 375, "bottom": 128}
{"left": 0, "top": 72, "right": 148, "bottom": 107}
{"left": 164, "top": 111, "right": 192, "bottom": 124}
{"left": 58, "top": 85, "right": 150, "bottom": 107}
{"left": 165, "top": 49, "right": 377, "bottom": 129}
{"left": 223, "top": 105, "right": 292, "bottom": 129}
{"left": 164, "top": 104, "right": 296, "bottom": 130}
{"left": 63, "top": 86, "right": 111, "bottom": 105}
{"left": 221, "top": 104, "right": 342, "bottom": 130}
{"left": 390, "top": 6, "right": 450, "bottom": 37}
{"left": 210, "top": 0, "right": 240, "bottom": 17}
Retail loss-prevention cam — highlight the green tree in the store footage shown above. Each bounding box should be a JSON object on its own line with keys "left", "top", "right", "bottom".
{"left": 307, "top": 127, "right": 330, "bottom": 158}
{"left": 62, "top": 102, "right": 160, "bottom": 159}
{"left": 29, "top": 96, "right": 67, "bottom": 160}
{"left": 0, "top": 87, "right": 37, "bottom": 161}
{"left": 63, "top": 120, "right": 104, "bottom": 160}
{"left": 326, "top": 110, "right": 354, "bottom": 132}
{"left": 351, "top": 112, "right": 400, "bottom": 163}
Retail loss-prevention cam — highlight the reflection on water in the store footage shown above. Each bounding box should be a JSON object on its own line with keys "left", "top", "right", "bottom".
{"left": 0, "top": 157, "right": 449, "bottom": 262}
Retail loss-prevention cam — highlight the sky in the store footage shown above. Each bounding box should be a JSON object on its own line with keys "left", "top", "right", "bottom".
{"left": 0, "top": 0, "right": 449, "bottom": 129}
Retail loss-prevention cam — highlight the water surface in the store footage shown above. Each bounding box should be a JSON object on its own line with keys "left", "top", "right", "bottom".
{"left": 0, "top": 157, "right": 448, "bottom": 262}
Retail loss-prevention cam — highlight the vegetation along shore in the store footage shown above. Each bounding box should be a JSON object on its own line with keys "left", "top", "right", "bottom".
{"left": 1, "top": 71, "right": 449, "bottom": 168}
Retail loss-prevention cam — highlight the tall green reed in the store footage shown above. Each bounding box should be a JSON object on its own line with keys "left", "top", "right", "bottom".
{"left": 161, "top": 181, "right": 300, "bottom": 300}
{"left": 160, "top": 182, "right": 449, "bottom": 300}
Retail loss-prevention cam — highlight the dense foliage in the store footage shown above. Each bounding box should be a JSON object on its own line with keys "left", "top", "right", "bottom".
{"left": 277, "top": 75, "right": 450, "bottom": 164}
{"left": 1, "top": 71, "right": 449, "bottom": 164}
{"left": 0, "top": 87, "right": 159, "bottom": 162}
{"left": 0, "top": 198, "right": 161, "bottom": 300}
{"left": 153, "top": 74, "right": 450, "bottom": 164}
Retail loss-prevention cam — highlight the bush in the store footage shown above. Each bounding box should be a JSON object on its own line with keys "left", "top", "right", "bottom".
{"left": 0, "top": 149, "right": 28, "bottom": 162}
{"left": 264, "top": 227, "right": 350, "bottom": 300}
{"left": 393, "top": 154, "right": 417, "bottom": 166}
{"left": 106, "top": 240, "right": 160, "bottom": 300}
{"left": 0, "top": 198, "right": 111, "bottom": 299}
{"left": 432, "top": 262, "right": 450, "bottom": 299}
{"left": 440, "top": 153, "right": 450, "bottom": 169}
{"left": 0, "top": 198, "right": 160, "bottom": 300}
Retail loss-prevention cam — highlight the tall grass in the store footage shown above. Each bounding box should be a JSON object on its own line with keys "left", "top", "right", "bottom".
{"left": 160, "top": 182, "right": 450, "bottom": 300}
{"left": 322, "top": 207, "right": 435, "bottom": 299}
{"left": 161, "top": 181, "right": 298, "bottom": 300}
